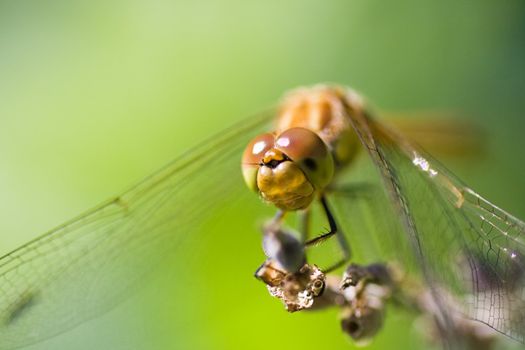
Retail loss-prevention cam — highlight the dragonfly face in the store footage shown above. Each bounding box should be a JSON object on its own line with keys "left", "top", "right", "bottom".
{"left": 242, "top": 127, "right": 334, "bottom": 210}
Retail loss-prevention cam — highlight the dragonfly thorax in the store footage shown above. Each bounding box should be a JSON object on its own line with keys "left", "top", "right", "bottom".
{"left": 277, "top": 84, "right": 364, "bottom": 169}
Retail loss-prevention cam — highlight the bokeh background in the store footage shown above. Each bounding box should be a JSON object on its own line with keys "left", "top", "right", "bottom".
{"left": 1, "top": 0, "right": 524, "bottom": 349}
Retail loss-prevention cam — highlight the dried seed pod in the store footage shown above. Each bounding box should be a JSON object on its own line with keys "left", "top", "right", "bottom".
{"left": 255, "top": 260, "right": 325, "bottom": 312}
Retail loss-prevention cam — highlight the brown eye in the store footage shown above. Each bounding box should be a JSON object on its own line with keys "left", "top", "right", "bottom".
{"left": 274, "top": 128, "right": 334, "bottom": 190}
{"left": 242, "top": 133, "right": 275, "bottom": 165}
{"left": 275, "top": 128, "right": 327, "bottom": 162}
{"left": 241, "top": 133, "right": 275, "bottom": 192}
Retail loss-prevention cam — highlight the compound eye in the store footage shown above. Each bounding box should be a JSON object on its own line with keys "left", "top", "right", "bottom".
{"left": 241, "top": 133, "right": 275, "bottom": 192}
{"left": 275, "top": 128, "right": 334, "bottom": 190}
{"left": 242, "top": 133, "right": 275, "bottom": 165}
{"left": 275, "top": 128, "right": 326, "bottom": 162}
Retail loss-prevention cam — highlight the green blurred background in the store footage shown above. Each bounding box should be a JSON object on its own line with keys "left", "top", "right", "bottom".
{"left": 1, "top": 0, "right": 524, "bottom": 349}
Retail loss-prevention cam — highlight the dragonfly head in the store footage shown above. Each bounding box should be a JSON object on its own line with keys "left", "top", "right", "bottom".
{"left": 242, "top": 127, "right": 334, "bottom": 211}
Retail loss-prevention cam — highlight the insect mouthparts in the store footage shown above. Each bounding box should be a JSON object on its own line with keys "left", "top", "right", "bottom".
{"left": 264, "top": 159, "right": 285, "bottom": 168}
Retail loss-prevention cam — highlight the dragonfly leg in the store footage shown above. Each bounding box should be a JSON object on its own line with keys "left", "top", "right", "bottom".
{"left": 262, "top": 209, "right": 287, "bottom": 239}
{"left": 305, "top": 196, "right": 339, "bottom": 246}
{"left": 304, "top": 195, "right": 351, "bottom": 273}
{"left": 271, "top": 209, "right": 286, "bottom": 225}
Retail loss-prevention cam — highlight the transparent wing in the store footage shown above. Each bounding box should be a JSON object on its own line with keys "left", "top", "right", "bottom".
{"left": 0, "top": 112, "right": 273, "bottom": 349}
{"left": 345, "top": 110, "right": 525, "bottom": 344}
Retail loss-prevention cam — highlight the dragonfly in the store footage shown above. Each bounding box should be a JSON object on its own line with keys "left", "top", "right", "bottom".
{"left": 243, "top": 86, "right": 525, "bottom": 349}
{"left": 0, "top": 84, "right": 523, "bottom": 349}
